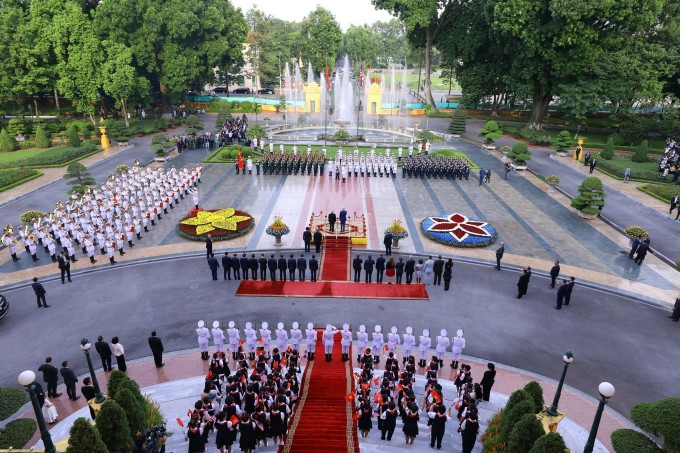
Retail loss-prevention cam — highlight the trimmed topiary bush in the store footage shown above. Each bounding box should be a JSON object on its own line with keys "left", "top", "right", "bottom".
{"left": 185, "top": 114, "right": 203, "bottom": 130}
{"left": 505, "top": 389, "right": 535, "bottom": 415}
{"left": 95, "top": 400, "right": 131, "bottom": 453}
{"left": 523, "top": 381, "right": 544, "bottom": 414}
{"left": 552, "top": 130, "right": 573, "bottom": 153}
{"left": 630, "top": 397, "right": 680, "bottom": 452}
{"left": 114, "top": 388, "right": 147, "bottom": 438}
{"left": 600, "top": 136, "right": 614, "bottom": 160}
{"left": 106, "top": 370, "right": 129, "bottom": 399}
{"left": 529, "top": 432, "right": 569, "bottom": 453}
{"left": 68, "top": 125, "right": 81, "bottom": 147}
{"left": 151, "top": 134, "right": 168, "bottom": 145}
{"left": 507, "top": 142, "right": 532, "bottom": 165}
{"left": 571, "top": 176, "right": 607, "bottom": 216}
{"left": 0, "top": 387, "right": 27, "bottom": 420}
{"left": 611, "top": 429, "right": 662, "bottom": 453}
{"left": 624, "top": 226, "right": 648, "bottom": 238}
{"left": 66, "top": 417, "right": 109, "bottom": 453}
{"left": 34, "top": 125, "right": 51, "bottom": 149}
{"left": 632, "top": 140, "right": 649, "bottom": 163}
{"left": 479, "top": 120, "right": 502, "bottom": 145}
{"left": 508, "top": 413, "right": 545, "bottom": 453}
{"left": 0, "top": 418, "right": 37, "bottom": 449}
{"left": 448, "top": 107, "right": 466, "bottom": 135}
{"left": 115, "top": 164, "right": 129, "bottom": 174}
{"left": 20, "top": 210, "right": 43, "bottom": 223}
{"left": 0, "top": 128, "right": 18, "bottom": 151}
{"left": 504, "top": 400, "right": 535, "bottom": 442}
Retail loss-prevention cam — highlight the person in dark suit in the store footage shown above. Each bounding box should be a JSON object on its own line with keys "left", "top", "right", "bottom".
{"left": 395, "top": 257, "right": 405, "bottom": 284}
{"left": 364, "top": 255, "right": 375, "bottom": 283}
{"left": 375, "top": 254, "right": 385, "bottom": 283}
{"left": 669, "top": 296, "right": 680, "bottom": 322}
{"left": 443, "top": 258, "right": 453, "bottom": 290}
{"left": 148, "top": 331, "right": 164, "bottom": 367}
{"left": 309, "top": 255, "right": 319, "bottom": 282}
{"left": 549, "top": 260, "right": 561, "bottom": 288}
{"left": 634, "top": 242, "right": 649, "bottom": 265}
{"left": 479, "top": 363, "right": 496, "bottom": 401}
{"left": 222, "top": 252, "right": 232, "bottom": 280}
{"left": 258, "top": 254, "right": 267, "bottom": 280}
{"left": 404, "top": 257, "right": 415, "bottom": 284}
{"left": 231, "top": 253, "right": 241, "bottom": 280}
{"left": 248, "top": 254, "right": 259, "bottom": 280}
{"left": 38, "top": 357, "right": 61, "bottom": 397}
{"left": 383, "top": 232, "right": 393, "bottom": 255}
{"left": 297, "top": 254, "right": 307, "bottom": 281}
{"left": 303, "top": 227, "right": 312, "bottom": 252}
{"left": 495, "top": 242, "right": 505, "bottom": 270}
{"left": 516, "top": 268, "right": 530, "bottom": 299}
{"left": 353, "top": 255, "right": 363, "bottom": 282}
{"left": 278, "top": 254, "right": 287, "bottom": 281}
{"left": 328, "top": 211, "right": 337, "bottom": 232}
{"left": 564, "top": 276, "right": 575, "bottom": 305}
{"left": 240, "top": 253, "right": 250, "bottom": 280}
{"left": 95, "top": 336, "right": 113, "bottom": 372}
{"left": 287, "top": 254, "right": 297, "bottom": 281}
{"left": 313, "top": 229, "right": 323, "bottom": 253}
{"left": 81, "top": 377, "right": 97, "bottom": 419}
{"left": 628, "top": 237, "right": 641, "bottom": 259}
{"left": 31, "top": 277, "right": 50, "bottom": 308}
{"left": 555, "top": 279, "right": 569, "bottom": 309}
{"left": 268, "top": 254, "right": 278, "bottom": 281}
{"left": 432, "top": 255, "right": 445, "bottom": 285}
{"left": 207, "top": 253, "right": 219, "bottom": 280}
{"left": 669, "top": 194, "right": 679, "bottom": 214}
{"left": 205, "top": 234, "right": 213, "bottom": 259}
{"left": 339, "top": 208, "right": 347, "bottom": 232}
{"left": 33, "top": 381, "right": 46, "bottom": 407}
{"left": 57, "top": 251, "right": 72, "bottom": 284}
{"left": 60, "top": 361, "right": 79, "bottom": 400}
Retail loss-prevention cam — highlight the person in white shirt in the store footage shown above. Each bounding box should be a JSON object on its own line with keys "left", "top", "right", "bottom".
{"left": 211, "top": 321, "right": 225, "bottom": 353}
{"left": 111, "top": 336, "right": 126, "bottom": 371}
{"left": 196, "top": 320, "right": 211, "bottom": 360}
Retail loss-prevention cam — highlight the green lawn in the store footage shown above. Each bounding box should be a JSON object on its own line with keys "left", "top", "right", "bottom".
{"left": 373, "top": 72, "right": 459, "bottom": 92}
{"left": 586, "top": 153, "right": 662, "bottom": 182}
{"left": 0, "top": 142, "right": 99, "bottom": 169}
{"left": 205, "top": 144, "right": 416, "bottom": 163}
{"left": 637, "top": 184, "right": 679, "bottom": 203}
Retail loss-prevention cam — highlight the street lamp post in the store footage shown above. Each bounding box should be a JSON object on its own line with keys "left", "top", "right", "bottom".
{"left": 80, "top": 338, "right": 106, "bottom": 403}
{"left": 583, "top": 382, "right": 615, "bottom": 453}
{"left": 546, "top": 351, "right": 574, "bottom": 416}
{"left": 18, "top": 370, "right": 57, "bottom": 453}
{"left": 356, "top": 100, "right": 362, "bottom": 146}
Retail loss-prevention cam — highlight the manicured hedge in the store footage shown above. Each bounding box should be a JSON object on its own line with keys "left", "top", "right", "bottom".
{"left": 587, "top": 153, "right": 661, "bottom": 182}
{"left": 611, "top": 429, "right": 662, "bottom": 453}
{"left": 638, "top": 184, "right": 679, "bottom": 203}
{"left": 0, "top": 418, "right": 37, "bottom": 449}
{"left": 0, "top": 142, "right": 99, "bottom": 169}
{"left": 0, "top": 169, "right": 42, "bottom": 192}
{"left": 0, "top": 387, "right": 27, "bottom": 420}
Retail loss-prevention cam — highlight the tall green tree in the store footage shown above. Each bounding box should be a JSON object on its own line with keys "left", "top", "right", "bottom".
{"left": 66, "top": 417, "right": 108, "bottom": 453}
{"left": 299, "top": 6, "right": 343, "bottom": 74}
{"left": 344, "top": 25, "right": 380, "bottom": 68}
{"left": 102, "top": 42, "right": 150, "bottom": 127}
{"left": 95, "top": 400, "right": 131, "bottom": 453}
{"left": 370, "top": 19, "right": 409, "bottom": 66}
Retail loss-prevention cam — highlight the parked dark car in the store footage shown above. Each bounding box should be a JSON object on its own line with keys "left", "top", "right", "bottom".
{"left": 232, "top": 87, "right": 251, "bottom": 94}
{"left": 0, "top": 295, "right": 9, "bottom": 320}
{"left": 258, "top": 87, "right": 275, "bottom": 95}
{"left": 212, "top": 87, "right": 229, "bottom": 94}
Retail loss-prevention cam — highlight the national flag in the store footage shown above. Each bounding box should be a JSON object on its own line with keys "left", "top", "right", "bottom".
{"left": 325, "top": 60, "right": 331, "bottom": 90}
{"left": 397, "top": 384, "right": 404, "bottom": 392}
{"left": 352, "top": 411, "right": 360, "bottom": 421}
{"left": 237, "top": 150, "right": 244, "bottom": 171}
{"left": 239, "top": 339, "right": 245, "bottom": 345}
{"left": 431, "top": 390, "right": 442, "bottom": 403}
{"left": 176, "top": 417, "right": 184, "bottom": 428}
{"left": 359, "top": 63, "right": 365, "bottom": 89}
{"left": 373, "top": 393, "right": 383, "bottom": 404}
{"left": 373, "top": 377, "right": 381, "bottom": 385}
{"left": 230, "top": 415, "right": 240, "bottom": 425}
{"left": 345, "top": 391, "right": 356, "bottom": 402}
{"left": 187, "top": 409, "right": 192, "bottom": 416}
{"left": 361, "top": 383, "right": 370, "bottom": 391}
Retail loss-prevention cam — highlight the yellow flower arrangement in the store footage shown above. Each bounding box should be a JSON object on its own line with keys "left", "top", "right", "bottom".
{"left": 179, "top": 208, "right": 251, "bottom": 235}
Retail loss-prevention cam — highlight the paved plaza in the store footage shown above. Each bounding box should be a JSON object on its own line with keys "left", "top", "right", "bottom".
{"left": 1, "top": 114, "right": 678, "bottom": 452}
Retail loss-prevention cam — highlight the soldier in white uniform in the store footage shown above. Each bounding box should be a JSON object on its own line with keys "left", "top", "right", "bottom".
{"left": 372, "top": 325, "right": 384, "bottom": 364}
{"left": 227, "top": 321, "right": 240, "bottom": 359}
{"left": 84, "top": 234, "right": 97, "bottom": 264}
{"left": 450, "top": 329, "right": 465, "bottom": 370}
{"left": 435, "top": 329, "right": 450, "bottom": 368}
{"left": 259, "top": 322, "right": 272, "bottom": 353}
{"left": 340, "top": 324, "right": 352, "bottom": 362}
{"left": 196, "top": 320, "right": 211, "bottom": 360}
{"left": 323, "top": 324, "right": 338, "bottom": 362}
{"left": 387, "top": 326, "right": 401, "bottom": 356}
{"left": 212, "top": 321, "right": 225, "bottom": 353}
{"left": 305, "top": 323, "right": 317, "bottom": 361}
{"left": 106, "top": 239, "right": 116, "bottom": 264}
{"left": 402, "top": 326, "right": 416, "bottom": 364}
{"left": 244, "top": 322, "right": 257, "bottom": 361}
{"left": 418, "top": 329, "right": 431, "bottom": 367}
{"left": 356, "top": 325, "right": 369, "bottom": 363}
{"left": 2, "top": 226, "right": 20, "bottom": 262}
{"left": 290, "top": 322, "right": 302, "bottom": 352}
{"left": 275, "top": 322, "right": 288, "bottom": 353}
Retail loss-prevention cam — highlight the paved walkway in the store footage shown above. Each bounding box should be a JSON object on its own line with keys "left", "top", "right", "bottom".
{"left": 21, "top": 347, "right": 620, "bottom": 452}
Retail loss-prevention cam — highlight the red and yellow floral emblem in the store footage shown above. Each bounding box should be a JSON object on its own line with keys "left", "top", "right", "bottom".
{"left": 426, "top": 213, "right": 492, "bottom": 242}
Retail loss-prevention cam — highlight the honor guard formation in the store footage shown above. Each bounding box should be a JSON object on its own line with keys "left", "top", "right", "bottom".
{"left": 2, "top": 162, "right": 203, "bottom": 265}
{"left": 402, "top": 154, "right": 471, "bottom": 180}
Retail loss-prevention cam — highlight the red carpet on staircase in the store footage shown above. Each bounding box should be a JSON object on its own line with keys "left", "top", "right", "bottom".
{"left": 235, "top": 280, "right": 429, "bottom": 299}
{"left": 280, "top": 331, "right": 359, "bottom": 453}
{"left": 320, "top": 236, "right": 351, "bottom": 281}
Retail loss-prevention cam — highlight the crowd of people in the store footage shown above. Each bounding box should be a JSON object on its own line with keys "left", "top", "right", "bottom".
{"left": 2, "top": 163, "right": 204, "bottom": 266}
{"left": 659, "top": 138, "right": 680, "bottom": 182}
{"left": 402, "top": 155, "right": 471, "bottom": 180}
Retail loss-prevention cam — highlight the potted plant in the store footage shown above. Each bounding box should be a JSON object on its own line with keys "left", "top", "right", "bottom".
{"left": 570, "top": 176, "right": 606, "bottom": 219}
{"left": 545, "top": 175, "right": 560, "bottom": 192}
{"left": 500, "top": 145, "right": 512, "bottom": 158}
{"left": 506, "top": 142, "right": 532, "bottom": 170}
{"left": 266, "top": 215, "right": 290, "bottom": 246}
{"left": 153, "top": 146, "right": 168, "bottom": 162}
{"left": 552, "top": 130, "right": 572, "bottom": 157}
{"left": 385, "top": 219, "right": 409, "bottom": 249}
{"left": 479, "top": 121, "right": 501, "bottom": 149}
{"left": 624, "top": 226, "right": 648, "bottom": 240}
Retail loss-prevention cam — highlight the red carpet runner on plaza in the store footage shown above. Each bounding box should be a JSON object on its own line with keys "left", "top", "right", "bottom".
{"left": 280, "top": 331, "right": 359, "bottom": 453}
{"left": 319, "top": 236, "right": 351, "bottom": 281}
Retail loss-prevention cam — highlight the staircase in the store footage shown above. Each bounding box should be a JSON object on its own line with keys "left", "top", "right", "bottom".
{"left": 320, "top": 236, "right": 351, "bottom": 281}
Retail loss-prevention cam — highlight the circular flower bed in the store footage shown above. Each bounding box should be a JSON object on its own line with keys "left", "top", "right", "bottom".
{"left": 421, "top": 213, "right": 497, "bottom": 247}
{"left": 178, "top": 208, "right": 254, "bottom": 241}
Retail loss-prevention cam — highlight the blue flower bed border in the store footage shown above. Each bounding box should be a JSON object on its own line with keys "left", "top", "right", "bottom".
{"left": 420, "top": 216, "right": 497, "bottom": 248}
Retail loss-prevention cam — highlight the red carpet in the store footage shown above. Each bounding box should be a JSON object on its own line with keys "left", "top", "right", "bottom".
{"left": 320, "top": 236, "right": 351, "bottom": 281}
{"left": 280, "top": 331, "right": 359, "bottom": 453}
{"left": 235, "top": 280, "right": 428, "bottom": 300}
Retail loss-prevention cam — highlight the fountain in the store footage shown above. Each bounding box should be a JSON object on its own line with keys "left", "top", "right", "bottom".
{"left": 333, "top": 55, "right": 356, "bottom": 125}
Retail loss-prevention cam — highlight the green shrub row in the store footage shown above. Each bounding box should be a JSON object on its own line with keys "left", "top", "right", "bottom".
{"left": 0, "top": 418, "right": 37, "bottom": 449}
{"left": 0, "top": 142, "right": 99, "bottom": 169}
{"left": 637, "top": 184, "right": 679, "bottom": 203}
{"left": 0, "top": 169, "right": 42, "bottom": 192}
{"left": 0, "top": 387, "right": 27, "bottom": 420}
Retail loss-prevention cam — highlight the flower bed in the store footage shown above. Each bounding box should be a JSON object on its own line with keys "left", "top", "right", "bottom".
{"left": 266, "top": 216, "right": 290, "bottom": 236}
{"left": 178, "top": 208, "right": 254, "bottom": 241}
{"left": 385, "top": 219, "right": 409, "bottom": 239}
{"left": 421, "top": 213, "right": 497, "bottom": 247}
